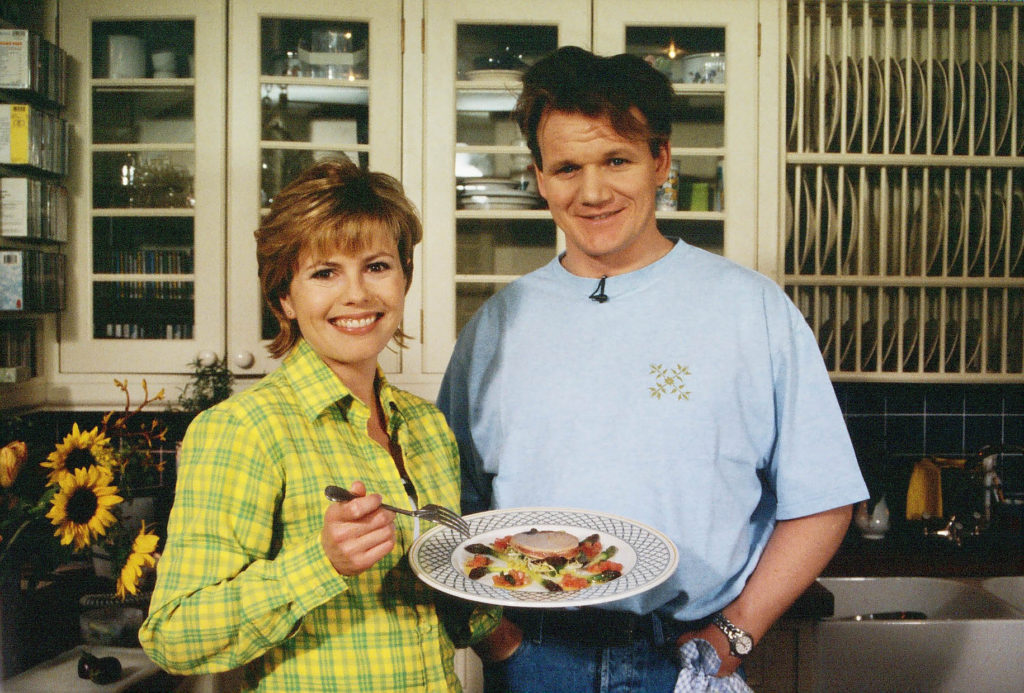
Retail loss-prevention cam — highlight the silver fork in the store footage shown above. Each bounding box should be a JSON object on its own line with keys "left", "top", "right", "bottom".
{"left": 324, "top": 485, "right": 471, "bottom": 537}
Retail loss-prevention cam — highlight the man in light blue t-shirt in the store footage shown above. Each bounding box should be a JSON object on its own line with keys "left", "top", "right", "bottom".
{"left": 438, "top": 46, "right": 868, "bottom": 693}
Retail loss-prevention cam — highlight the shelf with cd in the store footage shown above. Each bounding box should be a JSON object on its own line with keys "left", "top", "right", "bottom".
{"left": 0, "top": 17, "right": 69, "bottom": 397}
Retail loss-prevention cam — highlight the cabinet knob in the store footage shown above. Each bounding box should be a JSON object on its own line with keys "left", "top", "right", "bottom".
{"left": 196, "top": 350, "right": 218, "bottom": 367}
{"left": 233, "top": 351, "right": 256, "bottom": 369}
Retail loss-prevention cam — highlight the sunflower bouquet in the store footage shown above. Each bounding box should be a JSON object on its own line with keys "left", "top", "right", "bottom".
{"left": 0, "top": 380, "right": 168, "bottom": 599}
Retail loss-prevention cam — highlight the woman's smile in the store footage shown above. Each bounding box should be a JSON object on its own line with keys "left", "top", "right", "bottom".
{"left": 331, "top": 313, "right": 382, "bottom": 332}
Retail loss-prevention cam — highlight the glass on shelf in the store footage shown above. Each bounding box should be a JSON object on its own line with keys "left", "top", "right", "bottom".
{"left": 455, "top": 175, "right": 543, "bottom": 212}
{"left": 258, "top": 75, "right": 369, "bottom": 207}
{"left": 261, "top": 149, "right": 362, "bottom": 207}
{"left": 260, "top": 87, "right": 368, "bottom": 142}
{"left": 93, "top": 151, "right": 195, "bottom": 209}
{"left": 261, "top": 19, "right": 369, "bottom": 80}
{"left": 670, "top": 89, "right": 723, "bottom": 127}
{"left": 454, "top": 106, "right": 540, "bottom": 208}
{"left": 455, "top": 110, "right": 523, "bottom": 145}
{"left": 660, "top": 155, "right": 724, "bottom": 213}
{"left": 455, "top": 135, "right": 543, "bottom": 213}
{"left": 92, "top": 20, "right": 194, "bottom": 80}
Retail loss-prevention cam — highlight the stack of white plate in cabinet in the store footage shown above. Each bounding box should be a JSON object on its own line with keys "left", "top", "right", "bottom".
{"left": 456, "top": 177, "right": 541, "bottom": 210}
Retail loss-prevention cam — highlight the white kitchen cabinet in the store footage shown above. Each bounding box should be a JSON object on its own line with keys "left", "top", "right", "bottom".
{"left": 43, "top": 0, "right": 769, "bottom": 405}
{"left": 226, "top": 0, "right": 404, "bottom": 377}
{"left": 592, "top": 0, "right": 760, "bottom": 266}
{"left": 59, "top": 0, "right": 227, "bottom": 376}
{"left": 52, "top": 0, "right": 404, "bottom": 403}
{"left": 420, "top": 0, "right": 592, "bottom": 372}
{"left": 420, "top": 0, "right": 765, "bottom": 373}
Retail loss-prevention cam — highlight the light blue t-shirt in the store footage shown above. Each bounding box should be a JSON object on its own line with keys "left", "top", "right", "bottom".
{"left": 438, "top": 240, "right": 867, "bottom": 620}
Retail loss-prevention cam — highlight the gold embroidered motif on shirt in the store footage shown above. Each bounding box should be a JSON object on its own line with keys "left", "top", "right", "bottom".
{"left": 648, "top": 364, "right": 691, "bottom": 401}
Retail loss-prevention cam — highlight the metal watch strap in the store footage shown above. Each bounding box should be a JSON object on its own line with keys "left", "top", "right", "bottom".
{"left": 711, "top": 611, "right": 754, "bottom": 657}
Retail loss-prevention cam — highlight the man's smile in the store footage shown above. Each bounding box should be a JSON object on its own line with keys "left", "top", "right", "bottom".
{"left": 580, "top": 209, "right": 622, "bottom": 222}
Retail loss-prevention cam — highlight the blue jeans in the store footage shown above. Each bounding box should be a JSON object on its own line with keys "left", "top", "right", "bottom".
{"left": 482, "top": 635, "right": 681, "bottom": 693}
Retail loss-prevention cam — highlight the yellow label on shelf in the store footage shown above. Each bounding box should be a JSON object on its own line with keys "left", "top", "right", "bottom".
{"left": 8, "top": 104, "right": 29, "bottom": 164}
{"left": 0, "top": 104, "right": 30, "bottom": 165}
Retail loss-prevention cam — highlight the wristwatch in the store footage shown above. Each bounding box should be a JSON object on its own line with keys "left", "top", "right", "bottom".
{"left": 710, "top": 612, "right": 754, "bottom": 657}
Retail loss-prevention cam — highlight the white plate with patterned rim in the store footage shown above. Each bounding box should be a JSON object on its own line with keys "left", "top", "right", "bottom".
{"left": 409, "top": 507, "right": 679, "bottom": 608}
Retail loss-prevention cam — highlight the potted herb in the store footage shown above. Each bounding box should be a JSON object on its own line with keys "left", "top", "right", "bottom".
{"left": 175, "top": 355, "right": 234, "bottom": 422}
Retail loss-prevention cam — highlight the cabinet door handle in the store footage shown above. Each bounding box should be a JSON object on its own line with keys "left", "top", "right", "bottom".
{"left": 233, "top": 351, "right": 255, "bottom": 369}
{"left": 196, "top": 350, "right": 217, "bottom": 367}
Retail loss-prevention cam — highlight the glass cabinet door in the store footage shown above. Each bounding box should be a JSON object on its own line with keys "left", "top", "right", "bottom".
{"left": 227, "top": 0, "right": 403, "bottom": 376}
{"left": 60, "top": 0, "right": 226, "bottom": 374}
{"left": 594, "top": 0, "right": 759, "bottom": 269}
{"left": 421, "top": 0, "right": 592, "bottom": 372}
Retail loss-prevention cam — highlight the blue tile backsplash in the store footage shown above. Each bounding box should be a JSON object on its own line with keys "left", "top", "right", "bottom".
{"left": 6, "top": 384, "right": 1023, "bottom": 510}
{"left": 835, "top": 383, "right": 1024, "bottom": 508}
{"left": 835, "top": 383, "right": 1024, "bottom": 458}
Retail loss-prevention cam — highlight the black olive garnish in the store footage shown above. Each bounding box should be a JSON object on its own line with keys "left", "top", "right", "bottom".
{"left": 544, "top": 556, "right": 568, "bottom": 569}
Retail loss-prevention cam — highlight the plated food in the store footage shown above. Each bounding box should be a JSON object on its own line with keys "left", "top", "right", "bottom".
{"left": 463, "top": 529, "right": 623, "bottom": 592}
{"left": 409, "top": 507, "right": 678, "bottom": 608}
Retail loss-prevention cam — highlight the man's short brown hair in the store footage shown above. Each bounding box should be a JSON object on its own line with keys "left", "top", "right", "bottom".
{"left": 512, "top": 46, "right": 674, "bottom": 170}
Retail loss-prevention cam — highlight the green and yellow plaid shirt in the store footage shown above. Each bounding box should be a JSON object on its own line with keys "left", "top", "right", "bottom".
{"left": 140, "top": 339, "right": 497, "bottom": 692}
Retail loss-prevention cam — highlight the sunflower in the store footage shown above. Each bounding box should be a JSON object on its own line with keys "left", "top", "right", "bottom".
{"left": 115, "top": 522, "right": 160, "bottom": 599}
{"left": 46, "top": 466, "right": 123, "bottom": 550}
{"left": 41, "top": 423, "right": 119, "bottom": 485}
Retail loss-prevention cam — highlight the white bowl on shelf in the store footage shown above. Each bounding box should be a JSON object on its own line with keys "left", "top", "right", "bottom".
{"left": 676, "top": 52, "right": 725, "bottom": 84}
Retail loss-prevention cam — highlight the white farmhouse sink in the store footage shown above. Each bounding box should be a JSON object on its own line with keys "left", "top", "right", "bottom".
{"left": 808, "top": 577, "right": 1024, "bottom": 692}
{"left": 981, "top": 575, "right": 1024, "bottom": 611}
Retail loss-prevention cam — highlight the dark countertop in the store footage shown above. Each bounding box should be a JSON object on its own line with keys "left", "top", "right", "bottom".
{"left": 823, "top": 529, "right": 1024, "bottom": 577}
{"left": 787, "top": 528, "right": 1024, "bottom": 621}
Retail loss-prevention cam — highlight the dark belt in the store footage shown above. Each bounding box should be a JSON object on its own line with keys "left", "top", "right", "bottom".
{"left": 505, "top": 607, "right": 708, "bottom": 649}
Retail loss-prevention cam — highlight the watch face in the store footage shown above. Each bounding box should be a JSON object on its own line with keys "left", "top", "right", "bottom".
{"left": 734, "top": 634, "right": 754, "bottom": 656}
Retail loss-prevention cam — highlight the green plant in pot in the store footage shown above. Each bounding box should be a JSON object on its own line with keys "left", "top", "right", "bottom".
{"left": 176, "top": 354, "right": 234, "bottom": 421}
